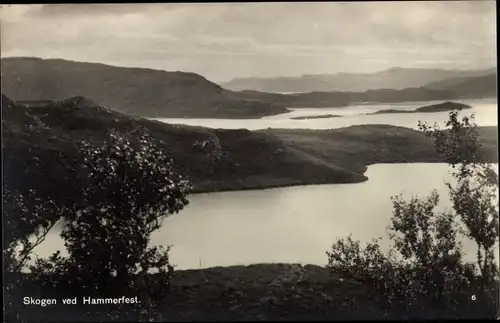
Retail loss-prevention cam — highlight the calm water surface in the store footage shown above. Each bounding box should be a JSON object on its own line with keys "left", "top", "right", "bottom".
{"left": 155, "top": 98, "right": 497, "bottom": 130}
{"left": 32, "top": 163, "right": 499, "bottom": 270}
{"left": 30, "top": 99, "right": 499, "bottom": 270}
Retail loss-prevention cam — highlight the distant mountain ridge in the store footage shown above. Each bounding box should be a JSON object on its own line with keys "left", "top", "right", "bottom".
{"left": 1, "top": 58, "right": 496, "bottom": 119}
{"left": 222, "top": 67, "right": 496, "bottom": 93}
{"left": 424, "top": 73, "right": 497, "bottom": 98}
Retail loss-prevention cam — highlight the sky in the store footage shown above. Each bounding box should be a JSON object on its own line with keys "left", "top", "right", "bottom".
{"left": 0, "top": 2, "right": 496, "bottom": 83}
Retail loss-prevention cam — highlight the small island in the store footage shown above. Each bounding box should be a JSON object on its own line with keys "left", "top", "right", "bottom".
{"left": 368, "top": 109, "right": 414, "bottom": 115}
{"left": 416, "top": 101, "right": 472, "bottom": 112}
{"left": 368, "top": 101, "right": 473, "bottom": 115}
{"left": 291, "top": 114, "right": 342, "bottom": 120}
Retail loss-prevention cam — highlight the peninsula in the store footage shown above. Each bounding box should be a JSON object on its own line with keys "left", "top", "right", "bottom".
{"left": 3, "top": 94, "right": 496, "bottom": 199}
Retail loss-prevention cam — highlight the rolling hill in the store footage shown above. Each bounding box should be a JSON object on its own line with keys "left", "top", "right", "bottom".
{"left": 0, "top": 57, "right": 288, "bottom": 119}
{"left": 2, "top": 94, "right": 361, "bottom": 205}
{"left": 4, "top": 93, "right": 497, "bottom": 202}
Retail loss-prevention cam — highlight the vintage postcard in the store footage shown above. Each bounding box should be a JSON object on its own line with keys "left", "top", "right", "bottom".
{"left": 1, "top": 2, "right": 498, "bottom": 321}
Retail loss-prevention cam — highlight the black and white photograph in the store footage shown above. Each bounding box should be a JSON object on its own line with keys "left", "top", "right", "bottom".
{"left": 1, "top": 1, "right": 499, "bottom": 321}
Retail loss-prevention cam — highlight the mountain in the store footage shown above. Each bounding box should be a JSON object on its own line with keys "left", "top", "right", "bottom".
{"left": 346, "top": 87, "right": 458, "bottom": 103}
{"left": 2, "top": 58, "right": 495, "bottom": 120}
{"left": 423, "top": 72, "right": 497, "bottom": 98}
{"left": 222, "top": 67, "right": 496, "bottom": 93}
{"left": 0, "top": 57, "right": 443, "bottom": 114}
{"left": 231, "top": 87, "right": 459, "bottom": 107}
{"left": 0, "top": 57, "right": 288, "bottom": 119}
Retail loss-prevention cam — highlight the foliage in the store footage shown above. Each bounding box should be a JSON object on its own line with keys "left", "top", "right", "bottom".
{"left": 35, "top": 130, "right": 189, "bottom": 290}
{"left": 3, "top": 187, "right": 59, "bottom": 259}
{"left": 326, "top": 235, "right": 411, "bottom": 310}
{"left": 5, "top": 128, "right": 192, "bottom": 321}
{"left": 420, "top": 109, "right": 499, "bottom": 314}
{"left": 418, "top": 108, "right": 497, "bottom": 185}
{"left": 3, "top": 187, "right": 61, "bottom": 323}
{"left": 327, "top": 108, "right": 499, "bottom": 319}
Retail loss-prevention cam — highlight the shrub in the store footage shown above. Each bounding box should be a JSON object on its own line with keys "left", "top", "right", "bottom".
{"left": 5, "top": 128, "right": 192, "bottom": 321}
{"left": 34, "top": 129, "right": 190, "bottom": 290}
{"left": 3, "top": 187, "right": 60, "bottom": 323}
{"left": 327, "top": 109, "right": 499, "bottom": 319}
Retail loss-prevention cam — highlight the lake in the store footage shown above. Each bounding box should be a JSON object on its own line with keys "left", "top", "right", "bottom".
{"left": 31, "top": 163, "right": 499, "bottom": 270}
{"left": 155, "top": 98, "right": 497, "bottom": 130}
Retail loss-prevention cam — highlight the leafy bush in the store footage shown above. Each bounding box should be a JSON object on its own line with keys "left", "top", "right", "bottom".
{"left": 3, "top": 187, "right": 60, "bottom": 323}
{"left": 5, "top": 129, "right": 192, "bottom": 321}
{"left": 327, "top": 109, "right": 499, "bottom": 319}
{"left": 38, "top": 129, "right": 189, "bottom": 286}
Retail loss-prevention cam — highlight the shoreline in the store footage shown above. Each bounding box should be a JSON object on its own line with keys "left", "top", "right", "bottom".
{"left": 151, "top": 107, "right": 293, "bottom": 120}
{"left": 189, "top": 160, "right": 460, "bottom": 195}
{"left": 190, "top": 175, "right": 367, "bottom": 194}
{"left": 153, "top": 97, "right": 497, "bottom": 121}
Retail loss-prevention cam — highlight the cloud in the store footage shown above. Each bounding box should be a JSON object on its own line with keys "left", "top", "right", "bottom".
{"left": 0, "top": 2, "right": 496, "bottom": 82}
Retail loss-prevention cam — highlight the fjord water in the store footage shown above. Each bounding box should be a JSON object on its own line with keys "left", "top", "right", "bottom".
{"left": 30, "top": 98, "right": 498, "bottom": 270}
{"left": 32, "top": 163, "right": 499, "bottom": 270}
{"left": 155, "top": 98, "right": 497, "bottom": 130}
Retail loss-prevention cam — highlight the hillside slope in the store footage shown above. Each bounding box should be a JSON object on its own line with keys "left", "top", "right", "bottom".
{"left": 3, "top": 58, "right": 494, "bottom": 117}
{"left": 1, "top": 57, "right": 288, "bottom": 119}
{"left": 4, "top": 94, "right": 497, "bottom": 201}
{"left": 2, "top": 94, "right": 365, "bottom": 204}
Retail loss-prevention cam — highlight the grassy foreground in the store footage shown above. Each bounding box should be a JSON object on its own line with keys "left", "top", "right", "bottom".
{"left": 9, "top": 263, "right": 487, "bottom": 322}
